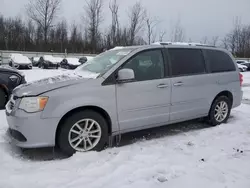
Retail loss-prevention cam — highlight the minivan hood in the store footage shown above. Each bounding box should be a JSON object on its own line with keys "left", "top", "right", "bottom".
{"left": 12, "top": 73, "right": 88, "bottom": 97}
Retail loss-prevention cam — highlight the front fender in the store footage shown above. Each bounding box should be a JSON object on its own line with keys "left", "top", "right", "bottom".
{"left": 41, "top": 95, "right": 119, "bottom": 133}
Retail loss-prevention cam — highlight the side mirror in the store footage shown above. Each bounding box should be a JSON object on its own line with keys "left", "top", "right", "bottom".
{"left": 117, "top": 68, "right": 135, "bottom": 83}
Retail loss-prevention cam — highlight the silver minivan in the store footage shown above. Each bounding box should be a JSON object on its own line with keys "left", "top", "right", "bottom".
{"left": 6, "top": 42, "right": 243, "bottom": 155}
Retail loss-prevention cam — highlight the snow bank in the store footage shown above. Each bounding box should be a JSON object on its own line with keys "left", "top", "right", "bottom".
{"left": 242, "top": 72, "right": 250, "bottom": 100}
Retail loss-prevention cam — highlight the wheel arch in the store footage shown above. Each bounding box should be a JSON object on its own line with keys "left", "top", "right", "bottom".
{"left": 0, "top": 84, "right": 9, "bottom": 97}
{"left": 0, "top": 84, "right": 9, "bottom": 107}
{"left": 211, "top": 90, "right": 233, "bottom": 107}
{"left": 55, "top": 105, "right": 112, "bottom": 146}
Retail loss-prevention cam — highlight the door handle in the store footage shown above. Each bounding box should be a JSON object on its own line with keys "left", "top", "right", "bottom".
{"left": 173, "top": 82, "right": 183, "bottom": 86}
{"left": 157, "top": 84, "right": 169, "bottom": 88}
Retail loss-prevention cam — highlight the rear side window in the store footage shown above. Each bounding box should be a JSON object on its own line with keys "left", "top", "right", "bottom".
{"left": 204, "top": 50, "right": 236, "bottom": 73}
{"left": 168, "top": 48, "right": 206, "bottom": 76}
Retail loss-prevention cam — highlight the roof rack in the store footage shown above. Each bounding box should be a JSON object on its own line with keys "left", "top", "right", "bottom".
{"left": 152, "top": 41, "right": 216, "bottom": 48}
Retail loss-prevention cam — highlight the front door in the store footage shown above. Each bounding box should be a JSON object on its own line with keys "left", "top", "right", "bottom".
{"left": 116, "top": 49, "right": 171, "bottom": 132}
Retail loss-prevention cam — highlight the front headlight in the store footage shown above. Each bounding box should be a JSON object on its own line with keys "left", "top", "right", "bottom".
{"left": 19, "top": 97, "right": 49, "bottom": 113}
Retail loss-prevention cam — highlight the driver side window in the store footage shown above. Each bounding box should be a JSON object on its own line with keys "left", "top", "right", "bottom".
{"left": 122, "top": 49, "right": 165, "bottom": 82}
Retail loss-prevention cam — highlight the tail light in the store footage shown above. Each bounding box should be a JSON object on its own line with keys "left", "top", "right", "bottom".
{"left": 239, "top": 73, "right": 243, "bottom": 87}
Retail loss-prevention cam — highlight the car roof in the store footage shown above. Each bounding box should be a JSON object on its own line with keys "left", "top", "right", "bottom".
{"left": 115, "top": 44, "right": 226, "bottom": 54}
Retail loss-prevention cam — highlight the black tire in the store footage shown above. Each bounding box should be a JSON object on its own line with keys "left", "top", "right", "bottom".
{"left": 0, "top": 89, "right": 7, "bottom": 109}
{"left": 208, "top": 96, "right": 232, "bottom": 126}
{"left": 57, "top": 110, "right": 109, "bottom": 156}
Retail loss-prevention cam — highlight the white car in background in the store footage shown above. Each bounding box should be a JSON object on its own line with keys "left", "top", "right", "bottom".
{"left": 236, "top": 60, "right": 250, "bottom": 70}
{"left": 237, "top": 63, "right": 247, "bottom": 72}
{"left": 8, "top": 53, "right": 32, "bottom": 69}
{"left": 31, "top": 57, "right": 41, "bottom": 67}
{"left": 38, "top": 55, "right": 61, "bottom": 69}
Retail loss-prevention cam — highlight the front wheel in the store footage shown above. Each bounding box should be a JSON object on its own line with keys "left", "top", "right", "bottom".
{"left": 208, "top": 96, "right": 231, "bottom": 126}
{"left": 57, "top": 110, "right": 108, "bottom": 156}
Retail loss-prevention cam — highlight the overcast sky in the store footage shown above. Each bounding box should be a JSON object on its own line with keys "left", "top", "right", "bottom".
{"left": 0, "top": 0, "right": 250, "bottom": 43}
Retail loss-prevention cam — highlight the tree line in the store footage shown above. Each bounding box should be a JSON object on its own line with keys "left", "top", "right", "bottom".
{"left": 0, "top": 0, "right": 249, "bottom": 57}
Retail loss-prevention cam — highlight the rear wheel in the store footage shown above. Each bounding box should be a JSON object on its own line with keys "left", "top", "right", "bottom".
{"left": 208, "top": 96, "right": 231, "bottom": 126}
{"left": 57, "top": 110, "right": 108, "bottom": 156}
{"left": 0, "top": 89, "right": 7, "bottom": 109}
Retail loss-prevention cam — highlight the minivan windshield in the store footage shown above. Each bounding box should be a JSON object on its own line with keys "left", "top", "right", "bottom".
{"left": 75, "top": 48, "right": 134, "bottom": 78}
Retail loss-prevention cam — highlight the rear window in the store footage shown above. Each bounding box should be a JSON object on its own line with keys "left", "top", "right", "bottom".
{"left": 204, "top": 50, "right": 236, "bottom": 73}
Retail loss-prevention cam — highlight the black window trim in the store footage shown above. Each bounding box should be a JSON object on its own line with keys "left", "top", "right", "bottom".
{"left": 102, "top": 48, "right": 169, "bottom": 86}
{"left": 166, "top": 48, "right": 208, "bottom": 78}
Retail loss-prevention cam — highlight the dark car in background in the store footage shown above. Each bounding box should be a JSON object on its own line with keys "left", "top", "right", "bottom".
{"left": 38, "top": 55, "right": 62, "bottom": 69}
{"left": 60, "top": 57, "right": 81, "bottom": 69}
{"left": 9, "top": 54, "right": 32, "bottom": 69}
{"left": 0, "top": 66, "right": 26, "bottom": 109}
{"left": 31, "top": 57, "right": 40, "bottom": 67}
{"left": 79, "top": 56, "right": 94, "bottom": 64}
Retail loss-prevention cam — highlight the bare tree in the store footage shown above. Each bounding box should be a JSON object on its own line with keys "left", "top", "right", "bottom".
{"left": 158, "top": 30, "right": 166, "bottom": 42}
{"left": 201, "top": 36, "right": 208, "bottom": 44}
{"left": 171, "top": 18, "right": 185, "bottom": 42}
{"left": 145, "top": 14, "right": 159, "bottom": 44}
{"left": 84, "top": 0, "right": 103, "bottom": 53}
{"left": 210, "top": 36, "right": 219, "bottom": 46}
{"left": 109, "top": 0, "right": 119, "bottom": 46}
{"left": 55, "top": 20, "right": 68, "bottom": 53}
{"left": 221, "top": 37, "right": 229, "bottom": 50}
{"left": 26, "top": 0, "right": 61, "bottom": 45}
{"left": 128, "top": 2, "right": 146, "bottom": 45}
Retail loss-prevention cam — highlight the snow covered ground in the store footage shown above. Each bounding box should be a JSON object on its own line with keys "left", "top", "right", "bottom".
{"left": 0, "top": 68, "right": 250, "bottom": 188}
{"left": 242, "top": 72, "right": 250, "bottom": 101}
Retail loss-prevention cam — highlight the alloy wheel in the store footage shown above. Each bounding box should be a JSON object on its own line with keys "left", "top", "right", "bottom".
{"left": 68, "top": 118, "right": 102, "bottom": 152}
{"left": 214, "top": 101, "right": 228, "bottom": 122}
